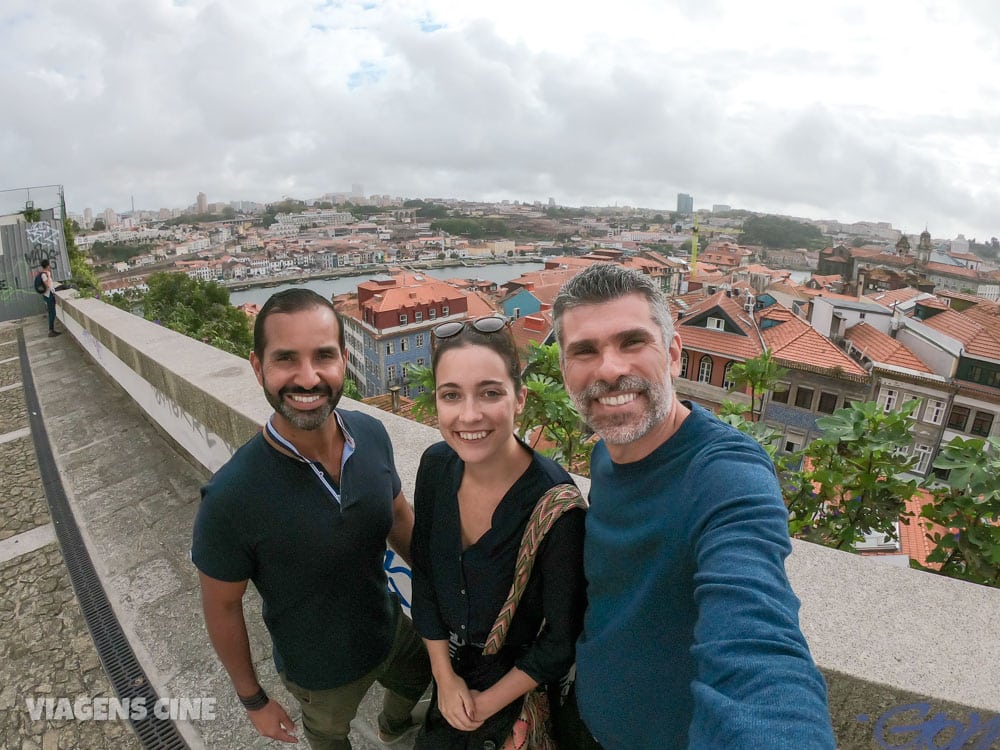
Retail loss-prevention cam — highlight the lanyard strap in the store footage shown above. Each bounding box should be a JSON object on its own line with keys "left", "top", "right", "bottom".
{"left": 265, "top": 416, "right": 343, "bottom": 507}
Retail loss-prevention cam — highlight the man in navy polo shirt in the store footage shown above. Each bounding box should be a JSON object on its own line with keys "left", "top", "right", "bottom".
{"left": 193, "top": 289, "right": 430, "bottom": 749}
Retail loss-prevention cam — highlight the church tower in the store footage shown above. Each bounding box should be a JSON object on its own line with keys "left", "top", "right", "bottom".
{"left": 917, "top": 229, "right": 932, "bottom": 265}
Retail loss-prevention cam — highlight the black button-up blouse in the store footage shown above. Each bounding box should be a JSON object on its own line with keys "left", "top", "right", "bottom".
{"left": 410, "top": 440, "right": 586, "bottom": 685}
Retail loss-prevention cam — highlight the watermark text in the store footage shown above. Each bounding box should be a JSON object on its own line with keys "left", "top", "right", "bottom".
{"left": 25, "top": 696, "right": 216, "bottom": 721}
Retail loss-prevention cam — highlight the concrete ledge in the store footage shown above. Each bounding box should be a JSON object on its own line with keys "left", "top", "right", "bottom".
{"left": 56, "top": 293, "right": 1000, "bottom": 748}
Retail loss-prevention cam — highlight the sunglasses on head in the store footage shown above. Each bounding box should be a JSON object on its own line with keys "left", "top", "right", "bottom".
{"left": 432, "top": 315, "right": 511, "bottom": 340}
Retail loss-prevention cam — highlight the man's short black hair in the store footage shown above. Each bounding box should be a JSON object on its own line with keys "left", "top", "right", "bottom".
{"left": 40, "top": 258, "right": 50, "bottom": 269}
{"left": 253, "top": 288, "right": 345, "bottom": 361}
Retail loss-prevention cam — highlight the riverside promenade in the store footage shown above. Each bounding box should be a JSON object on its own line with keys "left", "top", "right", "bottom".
{"left": 0, "top": 313, "right": 420, "bottom": 750}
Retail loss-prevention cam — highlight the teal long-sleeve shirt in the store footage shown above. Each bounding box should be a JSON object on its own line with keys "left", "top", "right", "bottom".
{"left": 576, "top": 402, "right": 836, "bottom": 749}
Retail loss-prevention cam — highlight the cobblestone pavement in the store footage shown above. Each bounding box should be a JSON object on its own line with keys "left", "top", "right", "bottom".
{"left": 0, "top": 319, "right": 142, "bottom": 750}
{"left": 0, "top": 546, "right": 141, "bottom": 750}
{"left": 0, "top": 436, "right": 50, "bottom": 543}
{"left": 0, "top": 358, "right": 19, "bottom": 389}
{"left": 0, "top": 384, "right": 29, "bottom": 435}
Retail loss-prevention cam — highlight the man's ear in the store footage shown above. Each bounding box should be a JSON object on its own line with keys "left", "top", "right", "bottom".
{"left": 250, "top": 351, "right": 265, "bottom": 387}
{"left": 667, "top": 333, "right": 684, "bottom": 378}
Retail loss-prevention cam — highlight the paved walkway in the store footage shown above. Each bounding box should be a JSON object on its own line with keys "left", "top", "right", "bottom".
{"left": 0, "top": 320, "right": 140, "bottom": 750}
{"left": 1, "top": 314, "right": 418, "bottom": 749}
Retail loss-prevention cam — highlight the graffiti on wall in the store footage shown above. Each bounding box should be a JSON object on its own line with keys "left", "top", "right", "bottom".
{"left": 0, "top": 284, "right": 33, "bottom": 303}
{"left": 24, "top": 221, "right": 62, "bottom": 274}
{"left": 383, "top": 549, "right": 413, "bottom": 616}
{"left": 153, "top": 387, "right": 237, "bottom": 459}
{"left": 858, "top": 702, "right": 1000, "bottom": 749}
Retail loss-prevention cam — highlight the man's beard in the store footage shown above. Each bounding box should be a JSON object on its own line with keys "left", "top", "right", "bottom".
{"left": 569, "top": 374, "right": 672, "bottom": 446}
{"left": 264, "top": 382, "right": 343, "bottom": 431}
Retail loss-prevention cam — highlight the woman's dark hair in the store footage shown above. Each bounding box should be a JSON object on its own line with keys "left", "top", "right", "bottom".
{"left": 431, "top": 322, "right": 522, "bottom": 391}
{"left": 253, "top": 288, "right": 344, "bottom": 360}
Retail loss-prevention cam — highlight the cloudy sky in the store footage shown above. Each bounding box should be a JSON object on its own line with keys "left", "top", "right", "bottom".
{"left": 3, "top": 0, "right": 999, "bottom": 241}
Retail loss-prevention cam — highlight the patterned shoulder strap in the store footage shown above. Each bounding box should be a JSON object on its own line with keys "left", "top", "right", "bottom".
{"left": 483, "top": 483, "right": 586, "bottom": 656}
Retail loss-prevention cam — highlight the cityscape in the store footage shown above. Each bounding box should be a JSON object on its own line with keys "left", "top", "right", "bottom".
{"left": 5, "top": 183, "right": 1000, "bottom": 568}
{"left": 2, "top": 184, "right": 999, "bottom": 748}
{"left": 5, "top": 1, "right": 1000, "bottom": 745}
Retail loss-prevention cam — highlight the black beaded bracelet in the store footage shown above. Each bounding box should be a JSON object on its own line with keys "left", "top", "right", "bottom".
{"left": 238, "top": 687, "right": 270, "bottom": 712}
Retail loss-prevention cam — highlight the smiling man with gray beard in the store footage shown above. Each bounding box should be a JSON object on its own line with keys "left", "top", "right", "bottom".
{"left": 192, "top": 289, "right": 429, "bottom": 750}
{"left": 553, "top": 264, "right": 835, "bottom": 749}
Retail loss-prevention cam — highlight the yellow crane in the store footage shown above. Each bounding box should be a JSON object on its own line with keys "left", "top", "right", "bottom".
{"left": 690, "top": 216, "right": 699, "bottom": 279}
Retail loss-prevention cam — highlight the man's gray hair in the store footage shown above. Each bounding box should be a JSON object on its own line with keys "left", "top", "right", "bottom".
{"left": 553, "top": 263, "right": 675, "bottom": 347}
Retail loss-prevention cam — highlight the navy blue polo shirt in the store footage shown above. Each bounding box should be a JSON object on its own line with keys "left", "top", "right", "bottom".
{"left": 192, "top": 409, "right": 403, "bottom": 690}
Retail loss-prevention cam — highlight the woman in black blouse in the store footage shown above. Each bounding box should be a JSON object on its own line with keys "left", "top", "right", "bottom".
{"left": 410, "top": 316, "right": 587, "bottom": 749}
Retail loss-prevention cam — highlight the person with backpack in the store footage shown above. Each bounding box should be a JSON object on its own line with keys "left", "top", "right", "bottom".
{"left": 36, "top": 259, "right": 61, "bottom": 337}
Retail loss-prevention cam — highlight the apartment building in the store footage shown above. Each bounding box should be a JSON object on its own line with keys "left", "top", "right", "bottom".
{"left": 673, "top": 288, "right": 870, "bottom": 451}
{"left": 335, "top": 272, "right": 481, "bottom": 398}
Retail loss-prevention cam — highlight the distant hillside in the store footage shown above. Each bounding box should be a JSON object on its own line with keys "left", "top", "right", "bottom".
{"left": 739, "top": 215, "right": 827, "bottom": 250}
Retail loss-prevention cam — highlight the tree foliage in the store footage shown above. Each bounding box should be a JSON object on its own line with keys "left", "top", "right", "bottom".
{"left": 342, "top": 203, "right": 383, "bottom": 219}
{"left": 162, "top": 212, "right": 228, "bottom": 227}
{"left": 63, "top": 218, "right": 100, "bottom": 297}
{"left": 89, "top": 241, "right": 156, "bottom": 264}
{"left": 783, "top": 400, "right": 920, "bottom": 550}
{"left": 738, "top": 215, "right": 827, "bottom": 250}
{"left": 727, "top": 350, "right": 788, "bottom": 420}
{"left": 544, "top": 206, "right": 590, "bottom": 219}
{"left": 258, "top": 199, "right": 308, "bottom": 228}
{"left": 430, "top": 218, "right": 509, "bottom": 239}
{"left": 404, "top": 363, "right": 437, "bottom": 424}
{"left": 142, "top": 272, "right": 252, "bottom": 358}
{"left": 342, "top": 378, "right": 362, "bottom": 401}
{"left": 916, "top": 436, "right": 1000, "bottom": 587}
{"left": 517, "top": 342, "right": 593, "bottom": 474}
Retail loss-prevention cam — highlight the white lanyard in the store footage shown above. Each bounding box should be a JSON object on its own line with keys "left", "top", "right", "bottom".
{"left": 265, "top": 416, "right": 352, "bottom": 508}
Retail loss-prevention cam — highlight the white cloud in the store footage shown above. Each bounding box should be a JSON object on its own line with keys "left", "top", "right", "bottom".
{"left": 2, "top": 0, "right": 998, "bottom": 240}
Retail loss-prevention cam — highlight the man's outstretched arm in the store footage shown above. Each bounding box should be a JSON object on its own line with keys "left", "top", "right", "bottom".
{"left": 198, "top": 572, "right": 299, "bottom": 744}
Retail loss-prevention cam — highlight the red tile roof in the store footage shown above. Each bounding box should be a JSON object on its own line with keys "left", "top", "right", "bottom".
{"left": 678, "top": 292, "right": 764, "bottom": 359}
{"left": 509, "top": 310, "right": 553, "bottom": 354}
{"left": 677, "top": 292, "right": 868, "bottom": 378}
{"left": 759, "top": 307, "right": 868, "bottom": 379}
{"left": 502, "top": 267, "right": 580, "bottom": 297}
{"left": 679, "top": 325, "right": 763, "bottom": 360}
{"left": 937, "top": 289, "right": 996, "bottom": 305}
{"left": 766, "top": 281, "right": 809, "bottom": 300}
{"left": 900, "top": 491, "right": 942, "bottom": 570}
{"left": 362, "top": 392, "right": 439, "bottom": 428}
{"left": 543, "top": 256, "right": 598, "bottom": 271}
{"left": 924, "top": 261, "right": 981, "bottom": 279}
{"left": 843, "top": 322, "right": 933, "bottom": 373}
{"left": 810, "top": 274, "right": 842, "bottom": 285}
{"left": 361, "top": 276, "right": 467, "bottom": 314}
{"left": 863, "top": 287, "right": 925, "bottom": 309}
{"left": 913, "top": 297, "right": 950, "bottom": 311}
{"left": 920, "top": 309, "right": 1000, "bottom": 360}
{"left": 466, "top": 291, "right": 499, "bottom": 318}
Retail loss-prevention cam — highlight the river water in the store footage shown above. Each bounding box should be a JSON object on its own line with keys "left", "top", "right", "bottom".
{"left": 228, "top": 262, "right": 546, "bottom": 306}
{"left": 228, "top": 262, "right": 813, "bottom": 307}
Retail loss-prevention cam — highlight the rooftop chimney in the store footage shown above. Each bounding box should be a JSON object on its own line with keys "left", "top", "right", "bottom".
{"left": 388, "top": 385, "right": 401, "bottom": 414}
